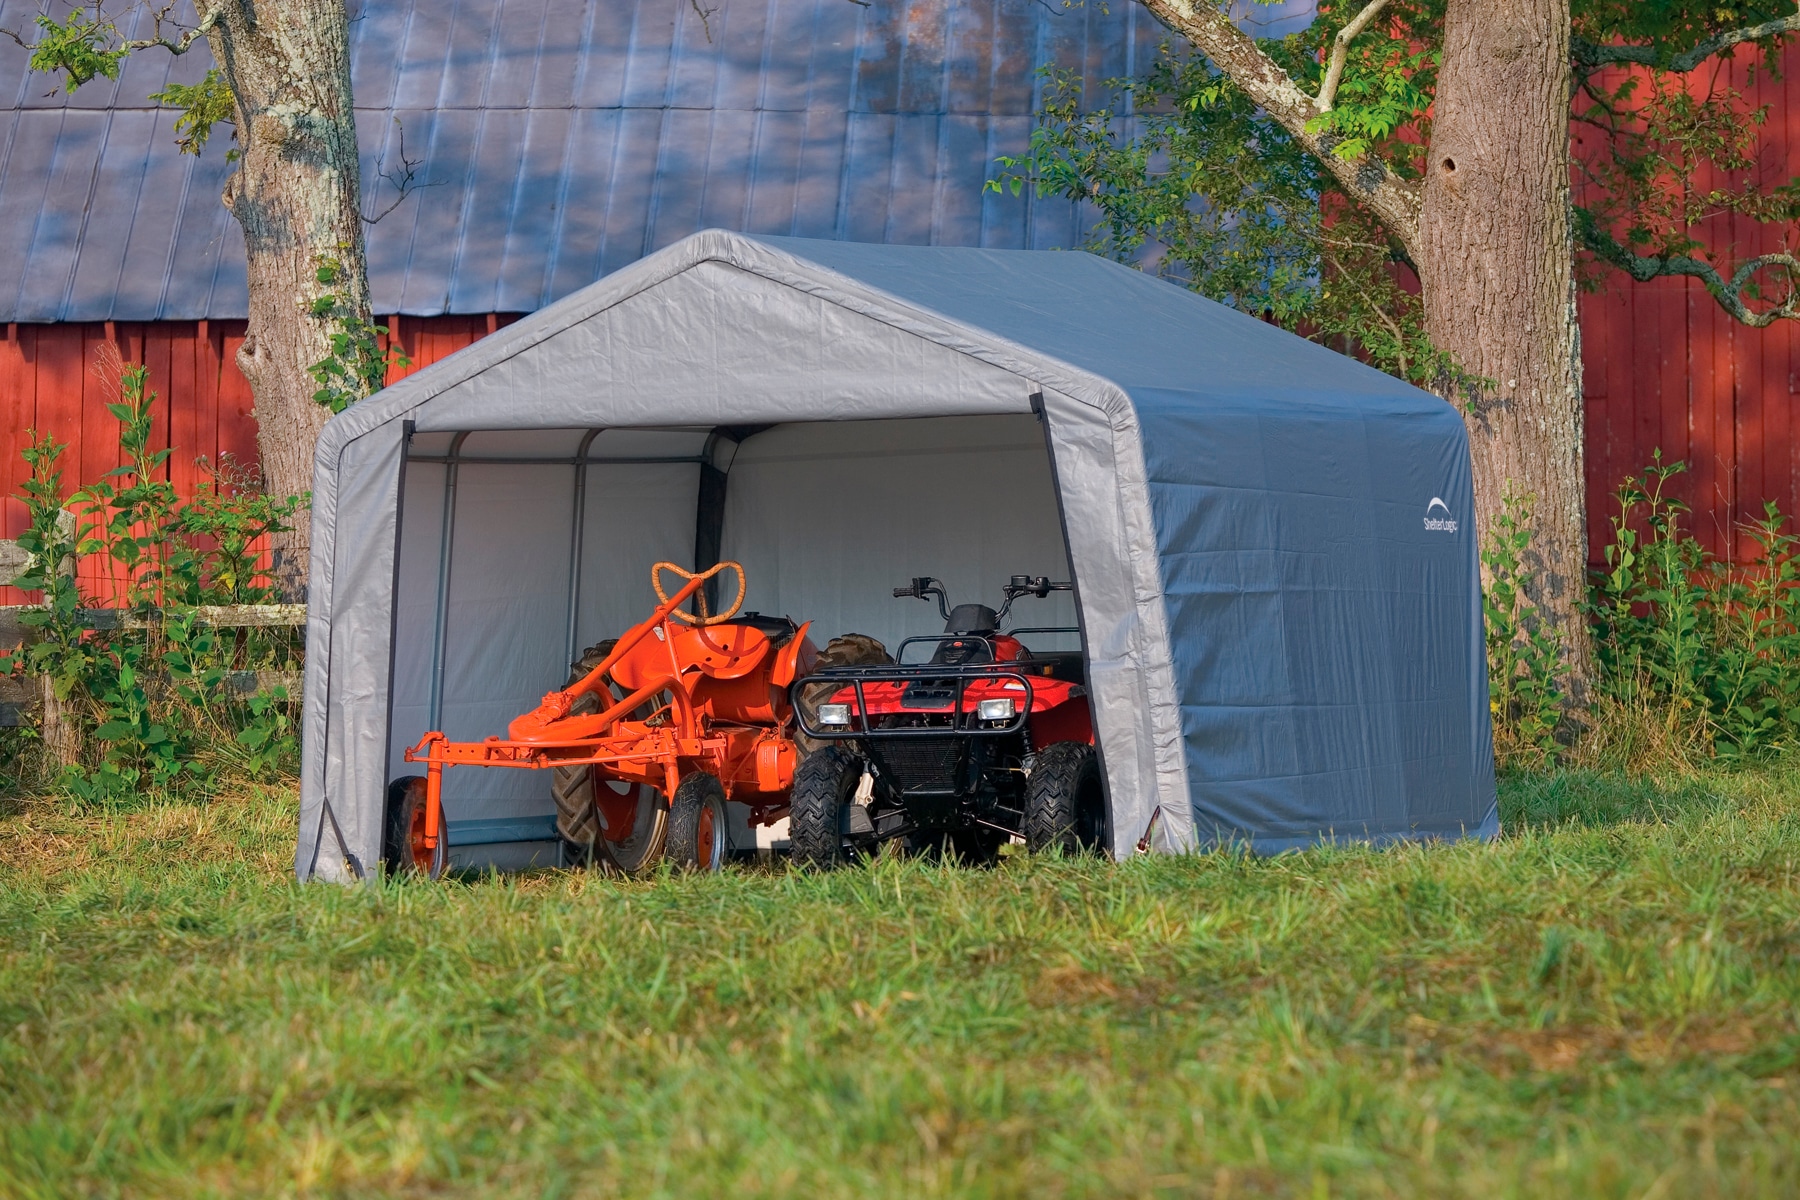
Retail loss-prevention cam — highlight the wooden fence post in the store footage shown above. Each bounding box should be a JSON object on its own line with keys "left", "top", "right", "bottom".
{"left": 39, "top": 673, "right": 80, "bottom": 767}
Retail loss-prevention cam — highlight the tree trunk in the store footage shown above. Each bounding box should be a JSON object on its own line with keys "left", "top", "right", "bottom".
{"left": 205, "top": 0, "right": 369, "bottom": 599}
{"left": 1419, "top": 0, "right": 1594, "bottom": 694}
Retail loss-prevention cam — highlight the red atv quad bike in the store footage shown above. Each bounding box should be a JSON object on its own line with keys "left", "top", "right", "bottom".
{"left": 389, "top": 561, "right": 817, "bottom": 878}
{"left": 788, "top": 575, "right": 1107, "bottom": 868}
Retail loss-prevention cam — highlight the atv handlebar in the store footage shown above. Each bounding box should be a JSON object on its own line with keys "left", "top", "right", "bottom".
{"left": 893, "top": 575, "right": 1071, "bottom": 625}
{"left": 894, "top": 577, "right": 953, "bottom": 622}
{"left": 1004, "top": 575, "right": 1072, "bottom": 600}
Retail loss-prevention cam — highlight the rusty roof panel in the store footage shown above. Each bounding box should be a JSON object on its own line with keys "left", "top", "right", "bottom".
{"left": 0, "top": 0, "right": 1316, "bottom": 321}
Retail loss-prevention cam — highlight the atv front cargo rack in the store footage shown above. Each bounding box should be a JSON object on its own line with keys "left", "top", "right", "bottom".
{"left": 791, "top": 663, "right": 1035, "bottom": 740}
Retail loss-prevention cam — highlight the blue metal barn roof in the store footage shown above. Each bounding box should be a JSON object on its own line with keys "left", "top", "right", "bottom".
{"left": 0, "top": 0, "right": 1315, "bottom": 322}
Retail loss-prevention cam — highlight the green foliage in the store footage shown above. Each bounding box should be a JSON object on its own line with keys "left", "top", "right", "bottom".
{"left": 1298, "top": 0, "right": 1444, "bottom": 173}
{"left": 1482, "top": 488, "right": 1567, "bottom": 768}
{"left": 23, "top": 9, "right": 127, "bottom": 91}
{"left": 166, "top": 458, "right": 306, "bottom": 605}
{"left": 1578, "top": 1, "right": 1800, "bottom": 66}
{"left": 148, "top": 68, "right": 237, "bottom": 159}
{"left": 1307, "top": 45, "right": 1439, "bottom": 162}
{"left": 1473, "top": 450, "right": 1800, "bottom": 770}
{"left": 992, "top": 57, "right": 1324, "bottom": 323}
{"left": 3, "top": 769, "right": 1798, "bottom": 1194}
{"left": 1589, "top": 453, "right": 1800, "bottom": 759}
{"left": 76, "top": 361, "right": 180, "bottom": 607}
{"left": 20, "top": 5, "right": 237, "bottom": 157}
{"left": 307, "top": 256, "right": 403, "bottom": 413}
{"left": 0, "top": 361, "right": 303, "bottom": 805}
{"left": 992, "top": 49, "right": 1448, "bottom": 383}
{"left": 1000, "top": 0, "right": 1800, "bottom": 386}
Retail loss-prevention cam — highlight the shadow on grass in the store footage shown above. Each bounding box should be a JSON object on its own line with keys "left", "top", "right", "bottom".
{"left": 1497, "top": 767, "right": 1738, "bottom": 831}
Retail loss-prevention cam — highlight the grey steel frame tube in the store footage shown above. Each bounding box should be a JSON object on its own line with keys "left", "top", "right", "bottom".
{"left": 425, "top": 431, "right": 471, "bottom": 732}
{"left": 564, "top": 429, "right": 603, "bottom": 669}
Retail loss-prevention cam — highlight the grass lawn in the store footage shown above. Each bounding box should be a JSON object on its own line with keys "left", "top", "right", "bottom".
{"left": 2, "top": 769, "right": 1798, "bottom": 1198}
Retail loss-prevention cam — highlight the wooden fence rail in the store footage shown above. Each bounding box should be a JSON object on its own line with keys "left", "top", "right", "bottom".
{"left": 0, "top": 604, "right": 305, "bottom": 742}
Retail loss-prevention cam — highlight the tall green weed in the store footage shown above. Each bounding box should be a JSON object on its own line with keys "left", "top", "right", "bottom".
{"left": 1, "top": 353, "right": 305, "bottom": 804}
{"left": 1588, "top": 454, "right": 1800, "bottom": 763}
{"left": 1486, "top": 454, "right": 1800, "bottom": 772}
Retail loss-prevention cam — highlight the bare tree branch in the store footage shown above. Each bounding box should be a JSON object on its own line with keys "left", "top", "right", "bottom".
{"left": 121, "top": 2, "right": 215, "bottom": 55}
{"left": 1579, "top": 214, "right": 1800, "bottom": 328}
{"left": 1317, "top": 0, "right": 1393, "bottom": 112}
{"left": 118, "top": 26, "right": 209, "bottom": 54}
{"left": 1135, "top": 0, "right": 1423, "bottom": 258}
{"left": 1, "top": 3, "right": 212, "bottom": 62}
{"left": 687, "top": 0, "right": 719, "bottom": 43}
{"left": 362, "top": 117, "right": 439, "bottom": 224}
{"left": 1573, "top": 9, "right": 1800, "bottom": 75}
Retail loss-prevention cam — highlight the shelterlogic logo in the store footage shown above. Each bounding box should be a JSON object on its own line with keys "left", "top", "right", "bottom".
{"left": 1423, "top": 497, "right": 1458, "bottom": 533}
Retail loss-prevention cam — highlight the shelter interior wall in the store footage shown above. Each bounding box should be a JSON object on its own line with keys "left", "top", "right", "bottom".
{"left": 720, "top": 416, "right": 1076, "bottom": 655}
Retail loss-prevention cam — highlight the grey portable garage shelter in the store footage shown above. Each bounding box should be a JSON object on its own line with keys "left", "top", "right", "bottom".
{"left": 295, "top": 229, "right": 1497, "bottom": 882}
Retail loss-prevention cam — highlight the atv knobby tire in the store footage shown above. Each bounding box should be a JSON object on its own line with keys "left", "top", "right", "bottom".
{"left": 788, "top": 746, "right": 863, "bottom": 870}
{"left": 383, "top": 775, "right": 449, "bottom": 880}
{"left": 793, "top": 634, "right": 893, "bottom": 756}
{"left": 1024, "top": 742, "right": 1106, "bottom": 854}
{"left": 550, "top": 639, "right": 670, "bottom": 874}
{"left": 668, "top": 772, "right": 729, "bottom": 871}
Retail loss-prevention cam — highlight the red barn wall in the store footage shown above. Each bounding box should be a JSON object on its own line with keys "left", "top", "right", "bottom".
{"left": 1576, "top": 44, "right": 1800, "bottom": 566}
{"left": 0, "top": 315, "right": 518, "bottom": 604}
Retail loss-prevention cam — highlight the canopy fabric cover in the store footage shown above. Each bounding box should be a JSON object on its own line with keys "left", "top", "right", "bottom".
{"left": 295, "top": 229, "right": 1496, "bottom": 881}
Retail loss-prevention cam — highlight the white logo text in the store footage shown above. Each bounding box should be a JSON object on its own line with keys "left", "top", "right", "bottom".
{"left": 1424, "top": 497, "right": 1458, "bottom": 533}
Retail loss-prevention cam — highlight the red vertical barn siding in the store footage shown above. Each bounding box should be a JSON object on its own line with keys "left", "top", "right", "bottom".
{"left": 1576, "top": 42, "right": 1800, "bottom": 566}
{"left": 0, "top": 315, "right": 520, "bottom": 604}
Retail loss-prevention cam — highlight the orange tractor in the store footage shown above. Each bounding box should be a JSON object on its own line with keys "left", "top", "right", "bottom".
{"left": 389, "top": 561, "right": 817, "bottom": 877}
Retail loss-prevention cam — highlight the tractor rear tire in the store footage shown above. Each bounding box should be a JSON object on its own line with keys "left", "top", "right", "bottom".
{"left": 789, "top": 746, "right": 863, "bottom": 870}
{"left": 551, "top": 639, "right": 618, "bottom": 857}
{"left": 1024, "top": 742, "right": 1106, "bottom": 855}
{"left": 383, "top": 776, "right": 449, "bottom": 880}
{"left": 550, "top": 638, "right": 671, "bottom": 875}
{"left": 794, "top": 634, "right": 893, "bottom": 756}
{"left": 668, "top": 772, "right": 729, "bottom": 871}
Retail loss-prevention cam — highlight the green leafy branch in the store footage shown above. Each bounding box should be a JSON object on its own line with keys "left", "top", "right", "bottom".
{"left": 5, "top": 3, "right": 213, "bottom": 90}
{"left": 5, "top": 4, "right": 234, "bottom": 159}
{"left": 149, "top": 68, "right": 236, "bottom": 158}
{"left": 989, "top": 52, "right": 1450, "bottom": 384}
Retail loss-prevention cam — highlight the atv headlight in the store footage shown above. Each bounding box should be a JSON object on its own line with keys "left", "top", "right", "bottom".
{"left": 817, "top": 703, "right": 852, "bottom": 728}
{"left": 976, "top": 697, "right": 1016, "bottom": 722}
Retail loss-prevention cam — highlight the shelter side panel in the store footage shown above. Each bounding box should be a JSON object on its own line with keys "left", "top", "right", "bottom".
{"left": 1134, "top": 389, "right": 1494, "bottom": 847}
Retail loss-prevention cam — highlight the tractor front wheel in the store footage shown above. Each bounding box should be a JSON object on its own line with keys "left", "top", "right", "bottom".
{"left": 668, "top": 772, "right": 729, "bottom": 871}
{"left": 1024, "top": 742, "right": 1107, "bottom": 855}
{"left": 383, "top": 776, "right": 449, "bottom": 880}
{"left": 789, "top": 747, "right": 866, "bottom": 870}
